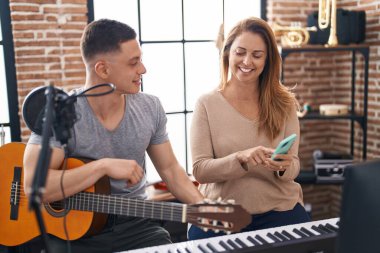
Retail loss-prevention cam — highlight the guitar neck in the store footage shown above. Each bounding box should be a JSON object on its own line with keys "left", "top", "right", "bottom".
{"left": 65, "top": 192, "right": 187, "bottom": 223}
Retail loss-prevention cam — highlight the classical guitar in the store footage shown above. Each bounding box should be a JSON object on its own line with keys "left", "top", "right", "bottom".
{"left": 0, "top": 142, "right": 251, "bottom": 246}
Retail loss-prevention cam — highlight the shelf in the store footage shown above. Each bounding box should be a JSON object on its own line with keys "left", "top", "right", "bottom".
{"left": 281, "top": 45, "right": 369, "bottom": 160}
{"left": 295, "top": 171, "right": 344, "bottom": 185}
{"left": 300, "top": 111, "right": 365, "bottom": 124}
{"left": 280, "top": 44, "right": 369, "bottom": 57}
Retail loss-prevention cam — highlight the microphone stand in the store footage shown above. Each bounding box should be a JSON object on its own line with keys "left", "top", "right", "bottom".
{"left": 28, "top": 85, "right": 56, "bottom": 253}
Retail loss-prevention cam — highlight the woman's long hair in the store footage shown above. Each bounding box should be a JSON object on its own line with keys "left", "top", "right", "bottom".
{"left": 219, "top": 17, "right": 298, "bottom": 141}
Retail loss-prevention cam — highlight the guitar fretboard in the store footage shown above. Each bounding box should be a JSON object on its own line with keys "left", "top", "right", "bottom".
{"left": 63, "top": 192, "right": 187, "bottom": 222}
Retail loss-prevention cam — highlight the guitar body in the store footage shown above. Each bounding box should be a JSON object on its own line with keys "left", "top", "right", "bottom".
{"left": 0, "top": 143, "right": 109, "bottom": 246}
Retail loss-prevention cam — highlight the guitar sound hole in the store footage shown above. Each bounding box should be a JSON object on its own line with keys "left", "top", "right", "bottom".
{"left": 44, "top": 200, "right": 70, "bottom": 217}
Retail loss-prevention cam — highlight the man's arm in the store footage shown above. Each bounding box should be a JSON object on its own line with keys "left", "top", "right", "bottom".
{"left": 147, "top": 141, "right": 204, "bottom": 204}
{"left": 23, "top": 144, "right": 144, "bottom": 203}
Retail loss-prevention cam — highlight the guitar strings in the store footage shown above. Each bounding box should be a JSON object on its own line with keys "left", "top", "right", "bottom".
{"left": 11, "top": 186, "right": 200, "bottom": 221}
{"left": 11, "top": 187, "right": 233, "bottom": 230}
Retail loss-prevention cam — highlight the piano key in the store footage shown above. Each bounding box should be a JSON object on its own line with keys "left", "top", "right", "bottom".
{"left": 197, "top": 244, "right": 209, "bottom": 253}
{"left": 255, "top": 234, "right": 270, "bottom": 244}
{"left": 301, "top": 227, "right": 317, "bottom": 236}
{"left": 226, "top": 239, "right": 240, "bottom": 249}
{"left": 267, "top": 232, "right": 282, "bottom": 243}
{"left": 219, "top": 240, "right": 233, "bottom": 251}
{"left": 319, "top": 224, "right": 334, "bottom": 233}
{"left": 247, "top": 235, "right": 261, "bottom": 246}
{"left": 293, "top": 228, "right": 309, "bottom": 238}
{"left": 325, "top": 223, "right": 339, "bottom": 232}
{"left": 235, "top": 237, "right": 248, "bottom": 248}
{"left": 282, "top": 230, "right": 297, "bottom": 240}
{"left": 274, "top": 231, "right": 290, "bottom": 241}
{"left": 206, "top": 243, "right": 218, "bottom": 253}
{"left": 311, "top": 225, "right": 328, "bottom": 235}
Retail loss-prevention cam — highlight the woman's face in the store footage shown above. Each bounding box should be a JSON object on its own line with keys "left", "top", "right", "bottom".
{"left": 228, "top": 31, "right": 267, "bottom": 85}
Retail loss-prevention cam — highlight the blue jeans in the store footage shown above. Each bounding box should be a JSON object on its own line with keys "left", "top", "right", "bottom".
{"left": 188, "top": 203, "right": 311, "bottom": 240}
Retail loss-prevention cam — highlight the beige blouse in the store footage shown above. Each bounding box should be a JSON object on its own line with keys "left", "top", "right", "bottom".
{"left": 190, "top": 90, "right": 303, "bottom": 214}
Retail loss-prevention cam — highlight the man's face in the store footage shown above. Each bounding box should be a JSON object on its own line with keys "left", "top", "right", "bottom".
{"left": 105, "top": 39, "right": 146, "bottom": 94}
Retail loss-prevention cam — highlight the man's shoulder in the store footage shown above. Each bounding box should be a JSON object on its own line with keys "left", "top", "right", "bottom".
{"left": 128, "top": 92, "right": 163, "bottom": 113}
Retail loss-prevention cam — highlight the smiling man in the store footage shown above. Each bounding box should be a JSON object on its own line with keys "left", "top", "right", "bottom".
{"left": 23, "top": 19, "right": 203, "bottom": 253}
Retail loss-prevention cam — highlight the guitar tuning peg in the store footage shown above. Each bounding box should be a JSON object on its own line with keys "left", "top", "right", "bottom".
{"left": 217, "top": 196, "right": 222, "bottom": 202}
{"left": 203, "top": 198, "right": 210, "bottom": 203}
{"left": 213, "top": 220, "right": 218, "bottom": 226}
{"left": 227, "top": 199, "right": 235, "bottom": 204}
{"left": 226, "top": 231, "right": 232, "bottom": 235}
{"left": 202, "top": 227, "right": 209, "bottom": 232}
{"left": 214, "top": 229, "right": 220, "bottom": 233}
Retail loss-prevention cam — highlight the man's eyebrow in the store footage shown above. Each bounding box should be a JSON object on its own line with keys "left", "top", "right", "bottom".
{"left": 129, "top": 56, "right": 140, "bottom": 61}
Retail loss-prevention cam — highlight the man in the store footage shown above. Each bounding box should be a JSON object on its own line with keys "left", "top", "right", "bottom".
{"left": 23, "top": 19, "right": 204, "bottom": 252}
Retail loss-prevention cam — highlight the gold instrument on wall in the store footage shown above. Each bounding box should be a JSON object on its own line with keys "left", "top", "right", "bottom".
{"left": 273, "top": 22, "right": 317, "bottom": 47}
{"left": 319, "top": 0, "right": 338, "bottom": 46}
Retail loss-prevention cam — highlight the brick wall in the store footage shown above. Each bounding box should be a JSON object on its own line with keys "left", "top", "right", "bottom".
{"left": 9, "top": 0, "right": 380, "bottom": 220}
{"left": 9, "top": 0, "right": 88, "bottom": 142}
{"left": 267, "top": 0, "right": 380, "bottom": 219}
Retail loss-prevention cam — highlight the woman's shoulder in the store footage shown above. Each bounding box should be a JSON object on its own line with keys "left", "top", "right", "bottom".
{"left": 196, "top": 89, "right": 222, "bottom": 105}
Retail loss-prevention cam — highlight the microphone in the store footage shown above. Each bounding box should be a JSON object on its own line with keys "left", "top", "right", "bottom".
{"left": 22, "top": 86, "right": 77, "bottom": 145}
{"left": 22, "top": 83, "right": 115, "bottom": 145}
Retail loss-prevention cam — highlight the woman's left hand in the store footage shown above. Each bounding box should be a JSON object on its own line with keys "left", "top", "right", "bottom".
{"left": 263, "top": 153, "right": 293, "bottom": 172}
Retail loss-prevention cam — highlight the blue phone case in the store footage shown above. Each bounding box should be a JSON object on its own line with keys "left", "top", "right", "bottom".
{"left": 271, "top": 134, "right": 297, "bottom": 160}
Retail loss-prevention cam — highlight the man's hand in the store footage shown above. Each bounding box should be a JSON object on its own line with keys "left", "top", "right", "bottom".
{"left": 101, "top": 158, "right": 144, "bottom": 187}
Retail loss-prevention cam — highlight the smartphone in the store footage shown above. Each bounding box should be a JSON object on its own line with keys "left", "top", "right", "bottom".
{"left": 271, "top": 134, "right": 297, "bottom": 160}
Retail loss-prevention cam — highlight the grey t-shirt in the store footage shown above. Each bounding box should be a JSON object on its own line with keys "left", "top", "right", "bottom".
{"left": 28, "top": 90, "right": 169, "bottom": 199}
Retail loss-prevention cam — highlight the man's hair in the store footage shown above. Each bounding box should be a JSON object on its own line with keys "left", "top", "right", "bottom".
{"left": 80, "top": 19, "right": 137, "bottom": 62}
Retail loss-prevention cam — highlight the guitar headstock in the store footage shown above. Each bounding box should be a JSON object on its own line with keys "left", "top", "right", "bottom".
{"left": 186, "top": 199, "right": 251, "bottom": 234}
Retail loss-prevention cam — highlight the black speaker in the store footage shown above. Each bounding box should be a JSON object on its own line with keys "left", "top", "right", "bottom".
{"left": 307, "top": 9, "right": 366, "bottom": 45}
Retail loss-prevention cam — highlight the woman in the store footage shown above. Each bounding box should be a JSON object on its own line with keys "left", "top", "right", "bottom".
{"left": 189, "top": 17, "right": 310, "bottom": 240}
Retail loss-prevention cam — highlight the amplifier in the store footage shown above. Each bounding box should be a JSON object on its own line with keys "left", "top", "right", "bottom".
{"left": 314, "top": 163, "right": 351, "bottom": 178}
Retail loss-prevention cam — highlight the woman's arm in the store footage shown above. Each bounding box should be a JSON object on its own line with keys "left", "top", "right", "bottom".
{"left": 190, "top": 99, "right": 248, "bottom": 184}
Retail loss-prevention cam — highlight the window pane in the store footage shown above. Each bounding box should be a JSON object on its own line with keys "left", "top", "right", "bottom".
{"left": 94, "top": 0, "right": 139, "bottom": 34}
{"left": 224, "top": 0, "right": 261, "bottom": 35}
{"left": 140, "top": 0, "right": 182, "bottom": 41}
{"left": 185, "top": 42, "right": 220, "bottom": 111}
{"left": 183, "top": 0, "right": 223, "bottom": 40}
{"left": 0, "top": 46, "right": 9, "bottom": 123}
{"left": 142, "top": 43, "right": 184, "bottom": 112}
{"left": 145, "top": 113, "right": 185, "bottom": 183}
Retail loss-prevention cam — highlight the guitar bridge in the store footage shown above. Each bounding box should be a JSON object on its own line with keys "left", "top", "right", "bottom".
{"left": 10, "top": 166, "right": 22, "bottom": 220}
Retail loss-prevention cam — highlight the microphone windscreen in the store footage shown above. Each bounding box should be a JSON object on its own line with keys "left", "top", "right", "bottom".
{"left": 22, "top": 86, "right": 68, "bottom": 135}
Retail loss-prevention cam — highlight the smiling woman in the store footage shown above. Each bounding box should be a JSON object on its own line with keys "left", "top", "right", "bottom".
{"left": 90, "top": 0, "right": 266, "bottom": 183}
{"left": 189, "top": 17, "right": 309, "bottom": 240}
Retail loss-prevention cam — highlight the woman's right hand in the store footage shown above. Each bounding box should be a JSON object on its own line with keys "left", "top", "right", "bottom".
{"left": 236, "top": 146, "right": 273, "bottom": 167}
{"left": 99, "top": 158, "right": 144, "bottom": 187}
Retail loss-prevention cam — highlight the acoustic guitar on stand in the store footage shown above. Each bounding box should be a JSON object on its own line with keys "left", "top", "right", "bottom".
{"left": 0, "top": 142, "right": 251, "bottom": 246}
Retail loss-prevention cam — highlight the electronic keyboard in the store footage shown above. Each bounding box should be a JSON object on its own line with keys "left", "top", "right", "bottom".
{"left": 124, "top": 217, "right": 339, "bottom": 253}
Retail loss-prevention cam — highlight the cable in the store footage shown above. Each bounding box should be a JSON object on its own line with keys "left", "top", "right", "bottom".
{"left": 61, "top": 145, "right": 71, "bottom": 253}
{"left": 75, "top": 83, "right": 115, "bottom": 97}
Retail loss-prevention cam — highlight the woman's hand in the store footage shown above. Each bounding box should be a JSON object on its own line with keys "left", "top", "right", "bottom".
{"left": 236, "top": 146, "right": 273, "bottom": 167}
{"left": 263, "top": 153, "right": 293, "bottom": 172}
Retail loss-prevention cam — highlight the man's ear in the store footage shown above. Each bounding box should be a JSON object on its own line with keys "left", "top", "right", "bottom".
{"left": 94, "top": 60, "right": 109, "bottom": 79}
